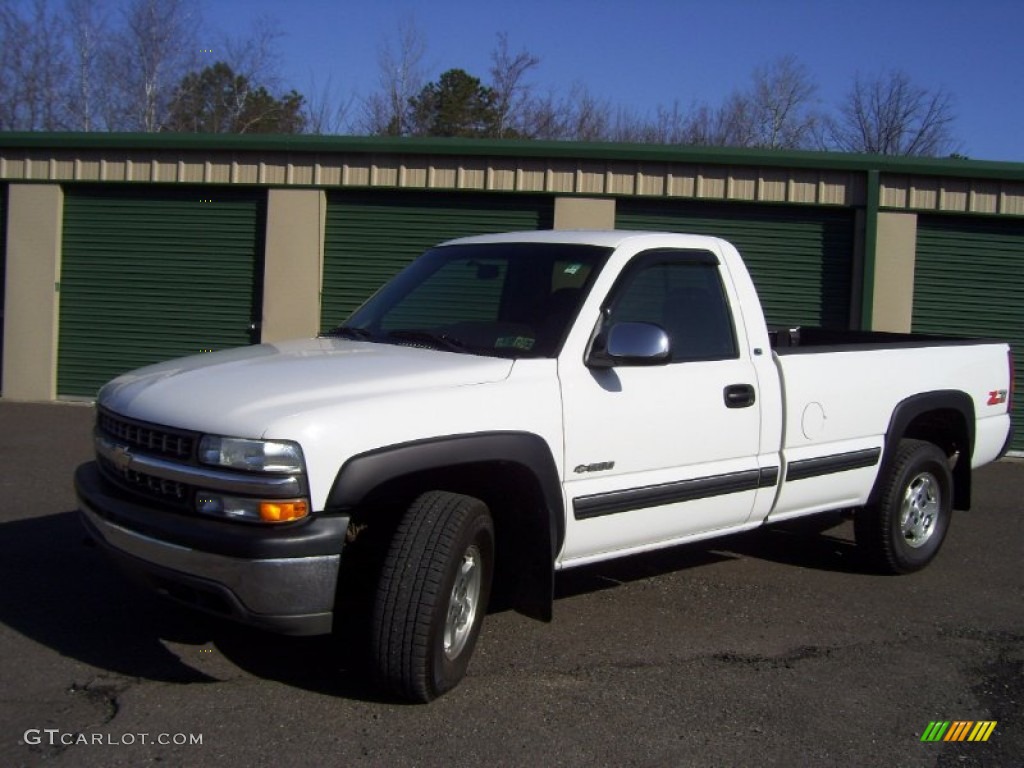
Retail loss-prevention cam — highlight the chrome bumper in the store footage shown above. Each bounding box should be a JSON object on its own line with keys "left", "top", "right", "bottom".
{"left": 80, "top": 499, "right": 341, "bottom": 636}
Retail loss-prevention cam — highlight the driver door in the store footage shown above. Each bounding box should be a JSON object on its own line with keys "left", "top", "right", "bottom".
{"left": 559, "top": 249, "right": 763, "bottom": 565}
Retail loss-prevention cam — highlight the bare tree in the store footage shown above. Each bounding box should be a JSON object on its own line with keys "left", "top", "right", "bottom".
{"left": 827, "top": 70, "right": 958, "bottom": 156}
{"left": 0, "top": 2, "right": 29, "bottom": 129}
{"left": 222, "top": 15, "right": 282, "bottom": 90}
{"left": 66, "top": 0, "right": 110, "bottom": 130}
{"left": 644, "top": 102, "right": 690, "bottom": 145}
{"left": 680, "top": 94, "right": 754, "bottom": 147}
{"left": 677, "top": 56, "right": 818, "bottom": 150}
{"left": 105, "top": 0, "right": 199, "bottom": 131}
{"left": 489, "top": 32, "right": 539, "bottom": 138}
{"left": 361, "top": 17, "right": 427, "bottom": 136}
{"left": 519, "top": 82, "right": 614, "bottom": 141}
{"left": 166, "top": 14, "right": 300, "bottom": 134}
{"left": 520, "top": 88, "right": 569, "bottom": 139}
{"left": 748, "top": 55, "right": 819, "bottom": 149}
{"left": 0, "top": 0, "right": 69, "bottom": 130}
{"left": 303, "top": 72, "right": 356, "bottom": 135}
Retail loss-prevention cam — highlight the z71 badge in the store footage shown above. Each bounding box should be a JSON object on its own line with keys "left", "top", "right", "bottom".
{"left": 987, "top": 389, "right": 1008, "bottom": 406}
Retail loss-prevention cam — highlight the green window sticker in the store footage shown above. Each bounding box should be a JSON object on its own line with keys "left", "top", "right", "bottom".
{"left": 495, "top": 336, "right": 536, "bottom": 350}
{"left": 563, "top": 263, "right": 583, "bottom": 275}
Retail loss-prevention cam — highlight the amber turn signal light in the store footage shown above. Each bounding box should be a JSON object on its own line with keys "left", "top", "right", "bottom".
{"left": 259, "top": 500, "right": 309, "bottom": 522}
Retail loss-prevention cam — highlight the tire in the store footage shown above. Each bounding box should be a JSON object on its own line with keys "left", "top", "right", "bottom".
{"left": 371, "top": 491, "right": 494, "bottom": 702}
{"left": 855, "top": 439, "right": 953, "bottom": 574}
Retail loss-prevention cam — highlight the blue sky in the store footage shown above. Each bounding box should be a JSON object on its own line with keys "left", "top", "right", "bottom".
{"left": 196, "top": 0, "right": 1023, "bottom": 161}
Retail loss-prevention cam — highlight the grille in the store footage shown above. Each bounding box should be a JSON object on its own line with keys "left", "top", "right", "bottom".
{"left": 98, "top": 410, "right": 196, "bottom": 461}
{"left": 99, "top": 456, "right": 192, "bottom": 508}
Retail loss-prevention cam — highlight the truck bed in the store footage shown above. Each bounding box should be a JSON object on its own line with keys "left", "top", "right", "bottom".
{"left": 769, "top": 326, "right": 1000, "bottom": 352}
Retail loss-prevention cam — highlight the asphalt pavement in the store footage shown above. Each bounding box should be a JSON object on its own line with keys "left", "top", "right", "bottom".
{"left": 0, "top": 401, "right": 1021, "bottom": 767}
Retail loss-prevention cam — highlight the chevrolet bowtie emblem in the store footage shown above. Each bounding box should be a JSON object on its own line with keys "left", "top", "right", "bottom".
{"left": 112, "top": 445, "right": 133, "bottom": 472}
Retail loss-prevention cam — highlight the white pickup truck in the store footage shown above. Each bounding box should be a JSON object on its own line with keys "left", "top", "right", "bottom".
{"left": 76, "top": 230, "right": 1014, "bottom": 702}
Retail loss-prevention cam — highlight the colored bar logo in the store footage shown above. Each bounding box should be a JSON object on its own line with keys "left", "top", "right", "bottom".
{"left": 921, "top": 721, "right": 997, "bottom": 742}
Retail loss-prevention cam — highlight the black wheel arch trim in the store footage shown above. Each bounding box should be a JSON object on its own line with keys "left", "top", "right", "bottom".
{"left": 327, "top": 432, "right": 563, "bottom": 529}
{"left": 869, "top": 390, "right": 975, "bottom": 510}
{"left": 326, "top": 431, "right": 564, "bottom": 622}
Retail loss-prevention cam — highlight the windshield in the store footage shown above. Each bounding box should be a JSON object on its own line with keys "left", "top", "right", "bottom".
{"left": 332, "top": 242, "right": 612, "bottom": 358}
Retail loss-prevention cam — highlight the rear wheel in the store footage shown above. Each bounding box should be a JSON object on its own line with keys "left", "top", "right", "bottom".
{"left": 855, "top": 439, "right": 952, "bottom": 574}
{"left": 371, "top": 491, "right": 494, "bottom": 702}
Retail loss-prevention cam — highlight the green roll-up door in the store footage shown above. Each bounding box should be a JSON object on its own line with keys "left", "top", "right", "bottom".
{"left": 59, "top": 186, "right": 264, "bottom": 397}
{"left": 913, "top": 216, "right": 1023, "bottom": 453}
{"left": 616, "top": 200, "right": 855, "bottom": 328}
{"left": 321, "top": 191, "right": 553, "bottom": 330}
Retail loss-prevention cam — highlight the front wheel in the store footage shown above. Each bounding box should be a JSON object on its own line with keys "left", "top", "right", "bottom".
{"left": 855, "top": 439, "right": 953, "bottom": 574}
{"left": 371, "top": 491, "right": 494, "bottom": 702}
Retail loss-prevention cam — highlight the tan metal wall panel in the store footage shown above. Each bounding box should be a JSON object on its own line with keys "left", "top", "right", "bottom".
{"left": 820, "top": 172, "right": 852, "bottom": 204}
{"left": 340, "top": 161, "right": 365, "bottom": 186}
{"left": 52, "top": 157, "right": 75, "bottom": 179}
{"left": 549, "top": 162, "right": 575, "bottom": 193}
{"left": 462, "top": 159, "right": 488, "bottom": 189}
{"left": 728, "top": 170, "right": 757, "bottom": 201}
{"left": 882, "top": 178, "right": 908, "bottom": 208}
{"left": 608, "top": 167, "right": 635, "bottom": 195}
{"left": 698, "top": 167, "right": 727, "bottom": 198}
{"left": 518, "top": 159, "right": 545, "bottom": 191}
{"left": 430, "top": 159, "right": 458, "bottom": 188}
{"left": 759, "top": 170, "right": 788, "bottom": 202}
{"left": 880, "top": 175, "right": 1023, "bottom": 216}
{"left": 1003, "top": 184, "right": 1024, "bottom": 214}
{"left": 371, "top": 160, "right": 398, "bottom": 187}
{"left": 789, "top": 171, "right": 818, "bottom": 203}
{"left": 970, "top": 182, "right": 1000, "bottom": 213}
{"left": 668, "top": 170, "right": 697, "bottom": 197}
{"left": 910, "top": 177, "right": 939, "bottom": 209}
{"left": 401, "top": 159, "right": 428, "bottom": 187}
{"left": 939, "top": 179, "right": 969, "bottom": 211}
{"left": 637, "top": 163, "right": 667, "bottom": 196}
{"left": 4, "top": 141, "right": 1021, "bottom": 218}
{"left": 488, "top": 160, "right": 515, "bottom": 190}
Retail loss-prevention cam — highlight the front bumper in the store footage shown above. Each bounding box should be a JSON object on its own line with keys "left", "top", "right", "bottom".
{"left": 76, "top": 462, "right": 348, "bottom": 635}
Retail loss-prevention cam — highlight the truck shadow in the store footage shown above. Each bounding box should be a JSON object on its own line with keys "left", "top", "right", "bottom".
{"left": 556, "top": 511, "right": 863, "bottom": 599}
{"left": 713, "top": 512, "right": 865, "bottom": 574}
{"left": 0, "top": 510, "right": 390, "bottom": 702}
{"left": 0, "top": 508, "right": 862, "bottom": 704}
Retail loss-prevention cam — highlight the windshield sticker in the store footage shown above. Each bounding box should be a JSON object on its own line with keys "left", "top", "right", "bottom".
{"left": 563, "top": 263, "right": 583, "bottom": 275}
{"left": 495, "top": 336, "right": 535, "bottom": 351}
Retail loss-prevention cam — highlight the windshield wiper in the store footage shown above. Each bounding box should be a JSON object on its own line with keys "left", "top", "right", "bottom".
{"left": 326, "top": 326, "right": 375, "bottom": 341}
{"left": 385, "top": 329, "right": 469, "bottom": 353}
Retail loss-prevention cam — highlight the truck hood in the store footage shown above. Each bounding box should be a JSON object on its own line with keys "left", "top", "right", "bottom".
{"left": 97, "top": 338, "right": 515, "bottom": 436}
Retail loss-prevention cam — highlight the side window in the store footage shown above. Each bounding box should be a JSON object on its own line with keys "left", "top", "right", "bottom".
{"left": 607, "top": 257, "right": 738, "bottom": 362}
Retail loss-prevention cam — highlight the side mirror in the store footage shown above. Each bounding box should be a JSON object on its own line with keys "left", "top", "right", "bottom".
{"left": 587, "top": 321, "right": 671, "bottom": 368}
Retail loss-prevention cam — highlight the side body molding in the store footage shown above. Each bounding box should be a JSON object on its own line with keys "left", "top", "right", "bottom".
{"left": 326, "top": 431, "right": 564, "bottom": 621}
{"left": 869, "top": 390, "right": 975, "bottom": 510}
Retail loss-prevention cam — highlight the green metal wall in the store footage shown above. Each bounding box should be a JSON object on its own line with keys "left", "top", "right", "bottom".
{"left": 913, "top": 216, "right": 1023, "bottom": 452}
{"left": 320, "top": 191, "right": 553, "bottom": 331}
{"left": 616, "top": 201, "right": 856, "bottom": 329}
{"left": 0, "top": 184, "right": 6, "bottom": 394}
{"left": 58, "top": 186, "right": 264, "bottom": 397}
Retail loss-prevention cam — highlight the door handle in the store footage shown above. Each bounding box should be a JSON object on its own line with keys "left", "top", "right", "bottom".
{"left": 724, "top": 384, "right": 756, "bottom": 408}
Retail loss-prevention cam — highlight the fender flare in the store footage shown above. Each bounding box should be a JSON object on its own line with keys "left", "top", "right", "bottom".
{"left": 325, "top": 430, "right": 565, "bottom": 558}
{"left": 869, "top": 390, "right": 975, "bottom": 510}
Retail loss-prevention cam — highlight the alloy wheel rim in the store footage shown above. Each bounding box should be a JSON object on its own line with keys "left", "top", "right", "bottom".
{"left": 900, "top": 472, "right": 940, "bottom": 549}
{"left": 444, "top": 544, "right": 482, "bottom": 660}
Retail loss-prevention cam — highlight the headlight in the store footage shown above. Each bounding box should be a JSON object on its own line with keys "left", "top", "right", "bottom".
{"left": 198, "top": 436, "right": 305, "bottom": 474}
